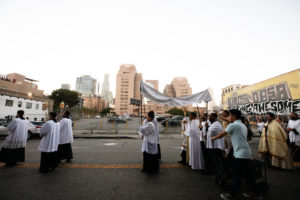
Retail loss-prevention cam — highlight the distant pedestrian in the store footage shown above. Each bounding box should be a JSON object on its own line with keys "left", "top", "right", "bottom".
{"left": 58, "top": 111, "right": 74, "bottom": 163}
{"left": 38, "top": 112, "right": 60, "bottom": 173}
{"left": 256, "top": 117, "right": 265, "bottom": 136}
{"left": 0, "top": 110, "right": 28, "bottom": 167}
{"left": 276, "top": 116, "right": 288, "bottom": 133}
{"left": 139, "top": 111, "right": 159, "bottom": 174}
{"left": 241, "top": 116, "right": 253, "bottom": 141}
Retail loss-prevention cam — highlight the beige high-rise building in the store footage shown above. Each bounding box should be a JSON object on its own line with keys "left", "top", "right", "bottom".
{"left": 143, "top": 80, "right": 165, "bottom": 116}
{"left": 163, "top": 77, "right": 193, "bottom": 111}
{"left": 114, "top": 64, "right": 143, "bottom": 115}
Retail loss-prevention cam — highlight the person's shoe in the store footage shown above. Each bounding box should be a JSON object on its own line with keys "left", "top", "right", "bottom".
{"left": 221, "top": 193, "right": 236, "bottom": 200}
{"left": 243, "top": 192, "right": 263, "bottom": 200}
{"left": 177, "top": 160, "right": 186, "bottom": 165}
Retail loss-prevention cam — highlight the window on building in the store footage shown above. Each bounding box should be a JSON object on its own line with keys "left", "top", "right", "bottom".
{"left": 35, "top": 104, "right": 39, "bottom": 109}
{"left": 18, "top": 101, "right": 22, "bottom": 108}
{"left": 5, "top": 99, "right": 13, "bottom": 107}
{"left": 1, "top": 86, "right": 6, "bottom": 90}
{"left": 26, "top": 102, "right": 32, "bottom": 109}
{"left": 16, "top": 89, "right": 20, "bottom": 93}
{"left": 34, "top": 118, "right": 37, "bottom": 121}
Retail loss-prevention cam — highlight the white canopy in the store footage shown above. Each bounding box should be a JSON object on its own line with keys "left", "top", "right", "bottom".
{"left": 140, "top": 81, "right": 212, "bottom": 106}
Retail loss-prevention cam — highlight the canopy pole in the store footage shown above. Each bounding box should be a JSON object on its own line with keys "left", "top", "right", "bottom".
{"left": 140, "top": 93, "right": 143, "bottom": 122}
{"left": 205, "top": 101, "right": 209, "bottom": 118}
{"left": 196, "top": 103, "right": 201, "bottom": 122}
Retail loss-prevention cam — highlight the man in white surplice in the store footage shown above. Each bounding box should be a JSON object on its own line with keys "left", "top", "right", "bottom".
{"left": 188, "top": 112, "right": 205, "bottom": 170}
{"left": 58, "top": 111, "right": 74, "bottom": 162}
{"left": 0, "top": 110, "right": 28, "bottom": 167}
{"left": 38, "top": 112, "right": 60, "bottom": 173}
{"left": 139, "top": 111, "right": 159, "bottom": 174}
{"left": 206, "top": 113, "right": 224, "bottom": 173}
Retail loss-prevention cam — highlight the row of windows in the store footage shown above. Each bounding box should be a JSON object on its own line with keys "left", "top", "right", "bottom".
{"left": 5, "top": 99, "right": 39, "bottom": 109}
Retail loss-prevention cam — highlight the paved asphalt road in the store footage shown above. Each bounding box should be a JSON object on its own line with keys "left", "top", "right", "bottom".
{"left": 0, "top": 138, "right": 299, "bottom": 200}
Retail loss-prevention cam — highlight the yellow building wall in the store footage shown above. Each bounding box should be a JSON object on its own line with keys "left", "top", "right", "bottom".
{"left": 222, "top": 69, "right": 300, "bottom": 114}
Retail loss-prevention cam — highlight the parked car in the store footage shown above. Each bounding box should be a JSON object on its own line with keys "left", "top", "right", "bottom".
{"left": 156, "top": 116, "right": 167, "bottom": 122}
{"left": 161, "top": 116, "right": 184, "bottom": 127}
{"left": 28, "top": 121, "right": 45, "bottom": 139}
{"left": 107, "top": 117, "right": 126, "bottom": 123}
{"left": 0, "top": 125, "right": 8, "bottom": 135}
{"left": 0, "top": 121, "right": 42, "bottom": 140}
{"left": 95, "top": 115, "right": 101, "bottom": 119}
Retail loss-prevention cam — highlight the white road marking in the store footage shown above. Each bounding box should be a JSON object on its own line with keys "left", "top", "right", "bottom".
{"left": 104, "top": 143, "right": 118, "bottom": 146}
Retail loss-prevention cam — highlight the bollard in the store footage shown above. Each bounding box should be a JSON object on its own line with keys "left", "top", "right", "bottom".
{"left": 126, "top": 121, "right": 128, "bottom": 130}
{"left": 112, "top": 121, "right": 115, "bottom": 129}
{"left": 165, "top": 121, "right": 168, "bottom": 133}
{"left": 100, "top": 120, "right": 103, "bottom": 129}
{"left": 73, "top": 121, "right": 76, "bottom": 130}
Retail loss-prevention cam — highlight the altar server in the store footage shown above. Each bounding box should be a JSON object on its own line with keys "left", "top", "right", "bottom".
{"left": 139, "top": 111, "right": 159, "bottom": 174}
{"left": 0, "top": 110, "right": 28, "bottom": 167}
{"left": 38, "top": 112, "right": 60, "bottom": 173}
{"left": 58, "top": 111, "right": 74, "bottom": 162}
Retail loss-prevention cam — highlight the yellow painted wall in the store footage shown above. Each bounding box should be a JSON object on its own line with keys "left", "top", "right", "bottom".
{"left": 222, "top": 68, "right": 300, "bottom": 109}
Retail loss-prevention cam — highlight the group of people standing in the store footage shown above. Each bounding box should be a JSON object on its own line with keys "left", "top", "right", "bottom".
{"left": 177, "top": 109, "right": 298, "bottom": 200}
{"left": 0, "top": 110, "right": 74, "bottom": 173}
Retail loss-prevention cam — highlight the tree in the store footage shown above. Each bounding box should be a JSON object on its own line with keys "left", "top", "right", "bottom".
{"left": 49, "top": 89, "right": 79, "bottom": 110}
{"left": 166, "top": 107, "right": 185, "bottom": 116}
{"left": 100, "top": 107, "right": 112, "bottom": 116}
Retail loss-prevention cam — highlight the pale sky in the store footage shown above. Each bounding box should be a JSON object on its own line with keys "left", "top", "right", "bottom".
{"left": 1, "top": 0, "right": 300, "bottom": 105}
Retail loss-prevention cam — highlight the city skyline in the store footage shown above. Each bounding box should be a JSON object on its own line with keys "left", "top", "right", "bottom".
{"left": 1, "top": 0, "right": 300, "bottom": 105}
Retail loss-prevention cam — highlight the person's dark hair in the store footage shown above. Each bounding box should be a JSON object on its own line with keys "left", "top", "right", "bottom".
{"left": 190, "top": 112, "right": 197, "bottom": 118}
{"left": 50, "top": 112, "right": 57, "bottom": 123}
{"left": 17, "top": 110, "right": 25, "bottom": 120}
{"left": 229, "top": 109, "right": 242, "bottom": 120}
{"left": 267, "top": 112, "right": 275, "bottom": 119}
{"left": 223, "top": 110, "right": 229, "bottom": 116}
{"left": 64, "top": 111, "right": 70, "bottom": 118}
{"left": 148, "top": 111, "right": 155, "bottom": 121}
{"left": 210, "top": 113, "right": 218, "bottom": 119}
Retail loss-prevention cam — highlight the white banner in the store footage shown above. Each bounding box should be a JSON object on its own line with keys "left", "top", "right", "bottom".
{"left": 140, "top": 81, "right": 212, "bottom": 106}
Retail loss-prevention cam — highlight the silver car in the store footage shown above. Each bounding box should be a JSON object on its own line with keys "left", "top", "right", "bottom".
{"left": 0, "top": 121, "right": 42, "bottom": 140}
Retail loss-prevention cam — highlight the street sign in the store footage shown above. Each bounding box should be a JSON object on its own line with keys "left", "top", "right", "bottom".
{"left": 130, "top": 98, "right": 141, "bottom": 106}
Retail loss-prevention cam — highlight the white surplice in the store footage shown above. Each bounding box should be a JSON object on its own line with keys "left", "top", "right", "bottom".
{"left": 139, "top": 121, "right": 158, "bottom": 155}
{"left": 59, "top": 118, "right": 74, "bottom": 145}
{"left": 287, "top": 119, "right": 300, "bottom": 143}
{"left": 188, "top": 119, "right": 205, "bottom": 170}
{"left": 38, "top": 120, "right": 60, "bottom": 152}
{"left": 2, "top": 118, "right": 28, "bottom": 149}
{"left": 206, "top": 121, "right": 224, "bottom": 150}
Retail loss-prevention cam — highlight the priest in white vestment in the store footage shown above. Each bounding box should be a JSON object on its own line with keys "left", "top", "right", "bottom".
{"left": 0, "top": 110, "right": 28, "bottom": 167}
{"left": 139, "top": 111, "right": 159, "bottom": 174}
{"left": 38, "top": 112, "right": 60, "bottom": 173}
{"left": 206, "top": 113, "right": 224, "bottom": 174}
{"left": 58, "top": 111, "right": 74, "bottom": 162}
{"left": 188, "top": 112, "right": 205, "bottom": 170}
